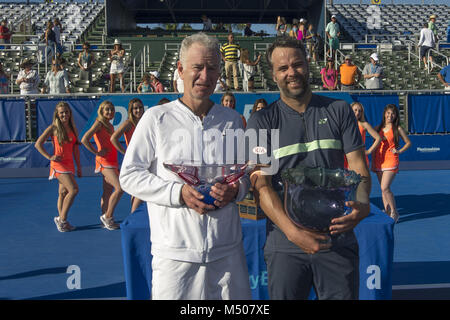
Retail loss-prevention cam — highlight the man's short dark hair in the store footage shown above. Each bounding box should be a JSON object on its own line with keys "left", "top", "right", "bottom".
{"left": 266, "top": 38, "right": 307, "bottom": 70}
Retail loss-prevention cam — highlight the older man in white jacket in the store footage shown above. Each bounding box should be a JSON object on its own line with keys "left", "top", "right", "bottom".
{"left": 119, "top": 32, "right": 251, "bottom": 300}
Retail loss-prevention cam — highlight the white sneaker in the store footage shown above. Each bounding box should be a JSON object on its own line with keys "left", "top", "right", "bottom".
{"left": 100, "top": 214, "right": 119, "bottom": 230}
{"left": 54, "top": 216, "right": 76, "bottom": 232}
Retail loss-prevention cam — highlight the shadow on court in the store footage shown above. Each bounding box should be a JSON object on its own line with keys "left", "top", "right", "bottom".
{"left": 370, "top": 193, "right": 450, "bottom": 223}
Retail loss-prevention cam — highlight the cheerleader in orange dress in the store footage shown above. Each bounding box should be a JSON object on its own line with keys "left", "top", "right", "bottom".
{"left": 35, "top": 102, "right": 82, "bottom": 232}
{"left": 344, "top": 102, "right": 381, "bottom": 169}
{"left": 110, "top": 98, "right": 144, "bottom": 213}
{"left": 81, "top": 100, "right": 124, "bottom": 230}
{"left": 371, "top": 104, "right": 411, "bottom": 223}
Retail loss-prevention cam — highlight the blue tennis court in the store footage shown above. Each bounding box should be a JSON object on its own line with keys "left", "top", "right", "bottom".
{"left": 1, "top": 169, "right": 450, "bottom": 300}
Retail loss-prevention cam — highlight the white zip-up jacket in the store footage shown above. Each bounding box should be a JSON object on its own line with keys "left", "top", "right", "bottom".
{"left": 120, "top": 99, "right": 250, "bottom": 263}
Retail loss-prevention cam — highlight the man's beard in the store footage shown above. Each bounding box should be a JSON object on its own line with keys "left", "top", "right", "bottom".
{"left": 278, "top": 73, "right": 310, "bottom": 100}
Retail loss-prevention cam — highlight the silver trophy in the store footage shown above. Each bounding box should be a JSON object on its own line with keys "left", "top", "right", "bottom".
{"left": 281, "top": 166, "right": 361, "bottom": 233}
{"left": 164, "top": 162, "right": 254, "bottom": 207}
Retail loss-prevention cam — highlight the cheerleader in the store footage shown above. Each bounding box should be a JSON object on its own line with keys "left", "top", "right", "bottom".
{"left": 81, "top": 100, "right": 124, "bottom": 230}
{"left": 371, "top": 104, "right": 411, "bottom": 222}
{"left": 344, "top": 102, "right": 381, "bottom": 169}
{"left": 110, "top": 98, "right": 144, "bottom": 213}
{"left": 35, "top": 102, "right": 81, "bottom": 232}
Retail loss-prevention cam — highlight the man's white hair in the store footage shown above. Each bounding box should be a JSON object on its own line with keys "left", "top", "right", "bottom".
{"left": 179, "top": 32, "right": 221, "bottom": 67}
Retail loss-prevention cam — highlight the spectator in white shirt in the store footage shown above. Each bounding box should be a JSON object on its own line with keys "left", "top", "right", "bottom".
{"left": 41, "top": 58, "right": 70, "bottom": 94}
{"left": 16, "top": 59, "right": 40, "bottom": 95}
{"left": 418, "top": 22, "right": 436, "bottom": 71}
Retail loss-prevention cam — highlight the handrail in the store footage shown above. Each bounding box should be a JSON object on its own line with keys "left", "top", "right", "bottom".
{"left": 426, "top": 48, "right": 449, "bottom": 74}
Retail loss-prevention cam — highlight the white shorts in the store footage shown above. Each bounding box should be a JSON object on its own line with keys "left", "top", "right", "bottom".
{"left": 110, "top": 62, "right": 124, "bottom": 74}
{"left": 151, "top": 245, "right": 251, "bottom": 300}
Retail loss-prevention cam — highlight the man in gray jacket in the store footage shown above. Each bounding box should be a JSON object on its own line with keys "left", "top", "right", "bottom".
{"left": 362, "top": 53, "right": 384, "bottom": 90}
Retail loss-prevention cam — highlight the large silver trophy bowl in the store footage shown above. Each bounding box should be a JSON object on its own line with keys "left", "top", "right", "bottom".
{"left": 164, "top": 161, "right": 254, "bottom": 206}
{"left": 281, "top": 166, "right": 361, "bottom": 233}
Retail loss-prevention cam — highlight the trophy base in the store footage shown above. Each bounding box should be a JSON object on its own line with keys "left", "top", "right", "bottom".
{"left": 196, "top": 184, "right": 218, "bottom": 207}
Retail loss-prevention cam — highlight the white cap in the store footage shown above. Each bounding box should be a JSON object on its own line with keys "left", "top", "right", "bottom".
{"left": 299, "top": 18, "right": 306, "bottom": 23}
{"left": 113, "top": 38, "right": 121, "bottom": 45}
{"left": 370, "top": 53, "right": 379, "bottom": 61}
{"left": 331, "top": 15, "right": 337, "bottom": 19}
{"left": 150, "top": 71, "right": 160, "bottom": 79}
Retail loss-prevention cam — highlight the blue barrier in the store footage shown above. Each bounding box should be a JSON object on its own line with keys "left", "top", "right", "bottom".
{"left": 408, "top": 94, "right": 450, "bottom": 134}
{"left": 0, "top": 99, "right": 26, "bottom": 141}
{"left": 1, "top": 93, "right": 450, "bottom": 171}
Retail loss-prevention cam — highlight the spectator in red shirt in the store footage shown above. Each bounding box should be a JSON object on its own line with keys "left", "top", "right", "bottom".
{"left": 0, "top": 19, "right": 12, "bottom": 44}
{"left": 150, "top": 71, "right": 165, "bottom": 93}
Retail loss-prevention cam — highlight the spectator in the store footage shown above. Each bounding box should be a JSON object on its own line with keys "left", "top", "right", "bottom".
{"left": 437, "top": 63, "right": 450, "bottom": 90}
{"left": 304, "top": 24, "right": 318, "bottom": 63}
{"left": 276, "top": 16, "right": 287, "bottom": 37}
{"left": 109, "top": 39, "right": 125, "bottom": 93}
{"left": 77, "top": 42, "right": 94, "bottom": 83}
{"left": 320, "top": 58, "right": 338, "bottom": 90}
{"left": 240, "top": 49, "right": 261, "bottom": 92}
{"left": 16, "top": 58, "right": 40, "bottom": 95}
{"left": 150, "top": 71, "right": 165, "bottom": 93}
{"left": 288, "top": 23, "right": 298, "bottom": 39}
{"left": 362, "top": 53, "right": 384, "bottom": 90}
{"left": 53, "top": 18, "right": 63, "bottom": 56}
{"left": 244, "top": 23, "right": 256, "bottom": 37}
{"left": 172, "top": 66, "right": 184, "bottom": 93}
{"left": 214, "top": 22, "right": 227, "bottom": 32}
{"left": 251, "top": 98, "right": 268, "bottom": 114}
{"left": 325, "top": 15, "right": 340, "bottom": 58}
{"left": 296, "top": 21, "right": 306, "bottom": 42}
{"left": 45, "top": 21, "right": 57, "bottom": 63}
{"left": 0, "top": 19, "right": 12, "bottom": 44}
{"left": 220, "top": 33, "right": 241, "bottom": 90}
{"left": 0, "top": 61, "right": 10, "bottom": 94}
{"left": 41, "top": 58, "right": 70, "bottom": 94}
{"left": 428, "top": 14, "right": 438, "bottom": 42}
{"left": 214, "top": 76, "right": 227, "bottom": 92}
{"left": 221, "top": 92, "right": 246, "bottom": 128}
{"left": 339, "top": 55, "right": 362, "bottom": 90}
{"left": 201, "top": 15, "right": 212, "bottom": 31}
{"left": 418, "top": 22, "right": 436, "bottom": 71}
{"left": 137, "top": 73, "right": 153, "bottom": 93}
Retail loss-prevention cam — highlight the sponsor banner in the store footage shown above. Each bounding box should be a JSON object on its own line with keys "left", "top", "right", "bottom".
{"left": 408, "top": 94, "right": 450, "bottom": 134}
{"left": 0, "top": 99, "right": 26, "bottom": 141}
{"left": 0, "top": 143, "right": 46, "bottom": 169}
{"left": 401, "top": 134, "right": 450, "bottom": 162}
{"left": 0, "top": 141, "right": 127, "bottom": 170}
